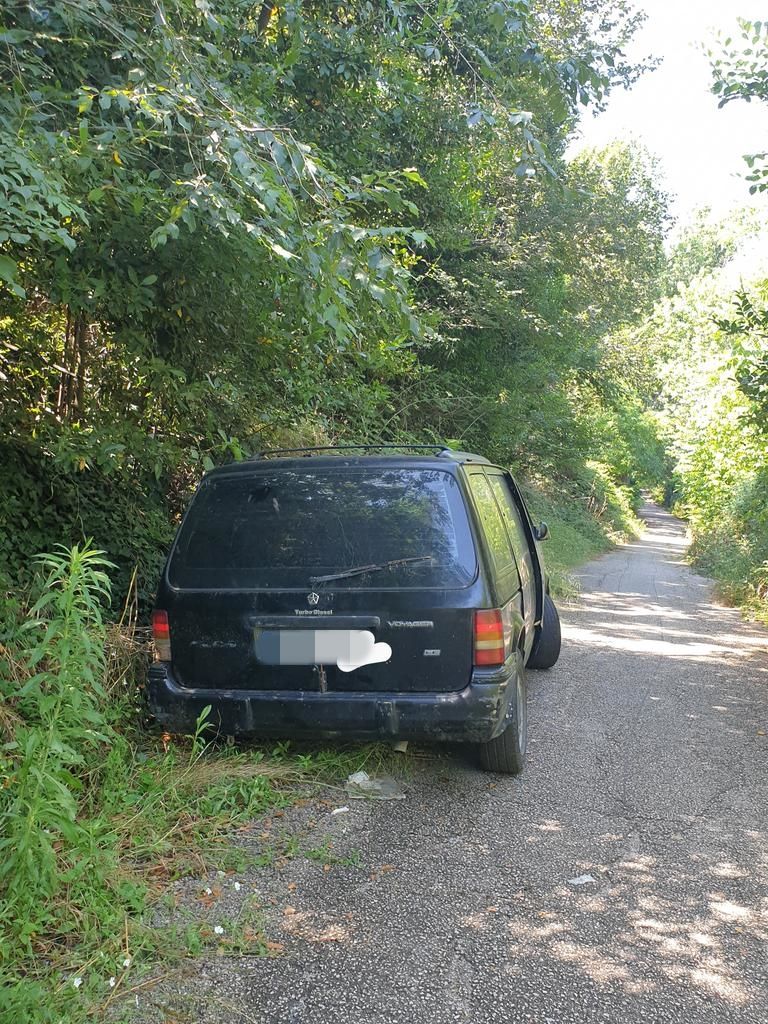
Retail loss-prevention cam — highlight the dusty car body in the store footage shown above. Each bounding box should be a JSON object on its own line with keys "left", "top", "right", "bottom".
{"left": 148, "top": 445, "right": 561, "bottom": 772}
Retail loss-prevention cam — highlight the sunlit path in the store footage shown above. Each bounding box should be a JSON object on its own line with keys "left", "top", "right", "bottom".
{"left": 135, "top": 503, "right": 768, "bottom": 1024}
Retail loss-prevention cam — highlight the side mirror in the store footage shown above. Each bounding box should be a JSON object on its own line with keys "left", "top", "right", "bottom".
{"left": 535, "top": 521, "right": 549, "bottom": 541}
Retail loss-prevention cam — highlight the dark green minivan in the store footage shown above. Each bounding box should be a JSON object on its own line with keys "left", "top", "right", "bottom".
{"left": 148, "top": 445, "right": 561, "bottom": 773}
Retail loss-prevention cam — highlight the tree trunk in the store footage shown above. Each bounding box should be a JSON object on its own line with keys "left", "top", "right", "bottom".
{"left": 57, "top": 308, "right": 74, "bottom": 420}
{"left": 257, "top": 2, "right": 276, "bottom": 33}
{"left": 74, "top": 313, "right": 87, "bottom": 420}
{"left": 56, "top": 307, "right": 89, "bottom": 422}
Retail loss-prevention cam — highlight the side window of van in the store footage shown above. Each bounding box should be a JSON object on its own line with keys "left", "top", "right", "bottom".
{"left": 488, "top": 474, "right": 528, "bottom": 565}
{"left": 467, "top": 473, "right": 514, "bottom": 573}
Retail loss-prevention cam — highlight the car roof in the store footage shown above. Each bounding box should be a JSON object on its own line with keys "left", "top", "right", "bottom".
{"left": 204, "top": 447, "right": 494, "bottom": 477}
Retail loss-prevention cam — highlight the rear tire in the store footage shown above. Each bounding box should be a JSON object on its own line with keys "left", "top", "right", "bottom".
{"left": 479, "top": 657, "right": 527, "bottom": 774}
{"left": 527, "top": 593, "right": 561, "bottom": 670}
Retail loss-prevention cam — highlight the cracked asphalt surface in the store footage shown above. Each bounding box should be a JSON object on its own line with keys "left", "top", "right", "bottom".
{"left": 135, "top": 504, "right": 768, "bottom": 1023}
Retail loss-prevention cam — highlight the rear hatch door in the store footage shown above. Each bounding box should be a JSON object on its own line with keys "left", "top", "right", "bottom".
{"left": 165, "top": 463, "right": 479, "bottom": 694}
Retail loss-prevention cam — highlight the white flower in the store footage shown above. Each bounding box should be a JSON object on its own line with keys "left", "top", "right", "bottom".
{"left": 122, "top": 957, "right": 131, "bottom": 968}
{"left": 234, "top": 882, "right": 241, "bottom": 892}
{"left": 72, "top": 977, "right": 83, "bottom": 989}
{"left": 109, "top": 977, "right": 116, "bottom": 988}
{"left": 205, "top": 887, "right": 212, "bottom": 895}
{"left": 214, "top": 925, "right": 224, "bottom": 935}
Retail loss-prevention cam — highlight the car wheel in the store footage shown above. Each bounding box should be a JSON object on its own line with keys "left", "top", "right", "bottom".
{"left": 479, "top": 654, "right": 527, "bottom": 774}
{"left": 527, "top": 593, "right": 561, "bottom": 670}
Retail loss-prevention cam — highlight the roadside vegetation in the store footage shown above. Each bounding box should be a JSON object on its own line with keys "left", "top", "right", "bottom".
{"left": 648, "top": 19, "right": 768, "bottom": 620}
{"left": 0, "top": 543, "right": 396, "bottom": 1021}
{"left": 639, "top": 235, "right": 768, "bottom": 621}
{"left": 618, "top": 215, "right": 768, "bottom": 619}
{"left": 2, "top": 3, "right": 768, "bottom": 1020}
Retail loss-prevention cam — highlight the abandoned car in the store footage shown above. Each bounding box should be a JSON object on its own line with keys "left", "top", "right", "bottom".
{"left": 148, "top": 445, "right": 561, "bottom": 774}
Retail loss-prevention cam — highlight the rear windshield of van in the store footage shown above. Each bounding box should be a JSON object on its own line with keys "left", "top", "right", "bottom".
{"left": 167, "top": 467, "right": 477, "bottom": 590}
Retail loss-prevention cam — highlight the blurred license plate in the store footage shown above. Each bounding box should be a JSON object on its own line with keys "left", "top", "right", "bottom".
{"left": 254, "top": 629, "right": 391, "bottom": 672}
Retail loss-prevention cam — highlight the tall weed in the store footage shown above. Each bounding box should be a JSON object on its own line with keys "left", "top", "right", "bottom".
{"left": 0, "top": 543, "right": 114, "bottom": 942}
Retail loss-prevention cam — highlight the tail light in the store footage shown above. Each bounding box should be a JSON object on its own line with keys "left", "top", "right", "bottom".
{"left": 152, "top": 609, "right": 172, "bottom": 662}
{"left": 474, "top": 609, "right": 505, "bottom": 667}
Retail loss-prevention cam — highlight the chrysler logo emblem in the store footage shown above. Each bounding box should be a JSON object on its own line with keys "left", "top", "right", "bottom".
{"left": 307, "top": 592, "right": 320, "bottom": 606}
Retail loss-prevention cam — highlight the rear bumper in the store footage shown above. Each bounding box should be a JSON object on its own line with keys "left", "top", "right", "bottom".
{"left": 147, "top": 663, "right": 514, "bottom": 743}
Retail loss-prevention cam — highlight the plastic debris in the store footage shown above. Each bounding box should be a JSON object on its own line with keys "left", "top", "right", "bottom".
{"left": 568, "top": 873, "right": 597, "bottom": 886}
{"left": 331, "top": 806, "right": 350, "bottom": 815}
{"left": 345, "top": 770, "right": 406, "bottom": 801}
{"left": 393, "top": 740, "right": 409, "bottom": 753}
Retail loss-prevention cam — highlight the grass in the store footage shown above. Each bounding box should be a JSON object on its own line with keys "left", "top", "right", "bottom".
{"left": 688, "top": 525, "right": 768, "bottom": 626}
{"left": 525, "top": 461, "right": 644, "bottom": 599}
{"left": 543, "top": 516, "right": 611, "bottom": 596}
{"left": 2, "top": 717, "right": 390, "bottom": 1023}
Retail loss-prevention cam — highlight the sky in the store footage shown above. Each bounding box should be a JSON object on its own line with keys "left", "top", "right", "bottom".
{"left": 569, "top": 0, "right": 768, "bottom": 230}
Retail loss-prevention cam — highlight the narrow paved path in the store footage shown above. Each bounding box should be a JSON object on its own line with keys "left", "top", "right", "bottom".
{"left": 143, "top": 505, "right": 768, "bottom": 1024}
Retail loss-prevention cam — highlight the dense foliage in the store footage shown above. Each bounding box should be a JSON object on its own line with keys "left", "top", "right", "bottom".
{"left": 642, "top": 24, "right": 768, "bottom": 616}
{"left": 1, "top": 0, "right": 666, "bottom": 608}
{"left": 615, "top": 210, "right": 768, "bottom": 618}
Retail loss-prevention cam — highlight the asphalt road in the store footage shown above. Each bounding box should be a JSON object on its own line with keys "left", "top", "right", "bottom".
{"left": 139, "top": 504, "right": 768, "bottom": 1024}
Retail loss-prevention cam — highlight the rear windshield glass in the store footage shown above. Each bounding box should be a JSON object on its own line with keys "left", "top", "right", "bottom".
{"left": 168, "top": 467, "right": 477, "bottom": 590}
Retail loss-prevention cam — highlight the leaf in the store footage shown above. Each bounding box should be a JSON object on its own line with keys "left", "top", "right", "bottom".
{"left": 401, "top": 168, "right": 426, "bottom": 186}
{"left": 0, "top": 29, "right": 32, "bottom": 44}
{"left": 268, "top": 242, "right": 297, "bottom": 260}
{"left": 0, "top": 255, "right": 19, "bottom": 284}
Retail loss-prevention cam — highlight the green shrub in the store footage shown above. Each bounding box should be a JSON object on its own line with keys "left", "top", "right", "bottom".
{"left": 0, "top": 440, "right": 174, "bottom": 613}
{"left": 0, "top": 543, "right": 114, "bottom": 943}
{"left": 688, "top": 467, "right": 768, "bottom": 620}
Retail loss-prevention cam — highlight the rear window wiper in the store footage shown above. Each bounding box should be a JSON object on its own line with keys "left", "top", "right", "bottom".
{"left": 309, "top": 556, "right": 435, "bottom": 584}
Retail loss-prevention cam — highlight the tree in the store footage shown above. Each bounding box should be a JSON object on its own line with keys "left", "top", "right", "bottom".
{"left": 0, "top": 0, "right": 659, "bottom": 602}
{"left": 709, "top": 18, "right": 768, "bottom": 193}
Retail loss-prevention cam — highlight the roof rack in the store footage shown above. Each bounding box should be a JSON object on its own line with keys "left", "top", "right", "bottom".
{"left": 253, "top": 444, "right": 454, "bottom": 459}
